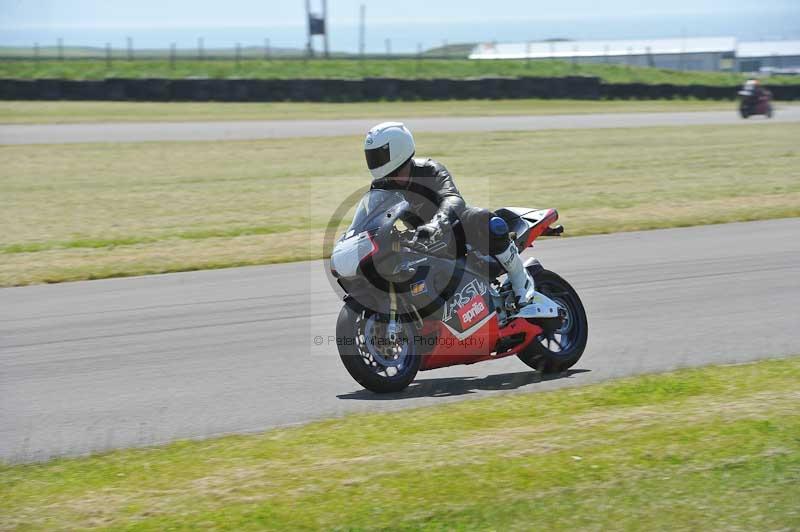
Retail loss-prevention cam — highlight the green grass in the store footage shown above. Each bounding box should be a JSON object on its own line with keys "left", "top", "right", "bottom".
{"left": 0, "top": 99, "right": 738, "bottom": 124}
{"left": 1, "top": 122, "right": 799, "bottom": 286}
{"left": 0, "top": 45, "right": 312, "bottom": 59}
{"left": 3, "top": 58, "right": 800, "bottom": 85}
{"left": 2, "top": 356, "right": 798, "bottom": 530}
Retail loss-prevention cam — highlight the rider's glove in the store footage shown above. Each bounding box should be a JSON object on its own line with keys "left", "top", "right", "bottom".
{"left": 414, "top": 222, "right": 440, "bottom": 241}
{"left": 414, "top": 212, "right": 449, "bottom": 242}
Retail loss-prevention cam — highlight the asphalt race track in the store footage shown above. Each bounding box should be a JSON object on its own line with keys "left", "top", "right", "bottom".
{"left": 1, "top": 107, "right": 800, "bottom": 145}
{"left": 2, "top": 219, "right": 799, "bottom": 462}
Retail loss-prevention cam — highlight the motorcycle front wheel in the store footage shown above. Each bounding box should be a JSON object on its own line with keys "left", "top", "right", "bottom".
{"left": 336, "top": 305, "right": 420, "bottom": 393}
{"left": 739, "top": 105, "right": 749, "bottom": 119}
{"left": 517, "top": 269, "right": 588, "bottom": 374}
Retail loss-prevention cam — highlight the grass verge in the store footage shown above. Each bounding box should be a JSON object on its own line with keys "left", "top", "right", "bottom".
{"left": 0, "top": 99, "right": 739, "bottom": 124}
{"left": 1, "top": 122, "right": 799, "bottom": 286}
{"left": 1, "top": 356, "right": 798, "bottom": 530}
{"left": 3, "top": 58, "right": 800, "bottom": 85}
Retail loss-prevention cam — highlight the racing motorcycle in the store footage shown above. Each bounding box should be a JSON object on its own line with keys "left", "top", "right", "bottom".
{"left": 738, "top": 86, "right": 773, "bottom": 119}
{"left": 330, "top": 189, "right": 587, "bottom": 393}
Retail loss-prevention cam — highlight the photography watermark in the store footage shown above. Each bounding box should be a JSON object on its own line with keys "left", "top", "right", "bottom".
{"left": 320, "top": 182, "right": 471, "bottom": 321}
{"left": 313, "top": 335, "right": 486, "bottom": 350}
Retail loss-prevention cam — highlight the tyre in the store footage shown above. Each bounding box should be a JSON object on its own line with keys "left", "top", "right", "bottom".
{"left": 336, "top": 304, "right": 420, "bottom": 393}
{"left": 740, "top": 107, "right": 749, "bottom": 119}
{"left": 517, "top": 269, "right": 588, "bottom": 374}
{"left": 767, "top": 105, "right": 773, "bottom": 118}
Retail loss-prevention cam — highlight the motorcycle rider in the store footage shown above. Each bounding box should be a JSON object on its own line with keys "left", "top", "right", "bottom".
{"left": 742, "top": 79, "right": 764, "bottom": 108}
{"left": 364, "top": 121, "right": 536, "bottom": 307}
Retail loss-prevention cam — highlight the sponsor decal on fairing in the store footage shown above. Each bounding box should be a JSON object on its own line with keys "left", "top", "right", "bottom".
{"left": 456, "top": 295, "right": 489, "bottom": 328}
{"left": 410, "top": 280, "right": 427, "bottom": 296}
{"left": 442, "top": 279, "right": 488, "bottom": 322}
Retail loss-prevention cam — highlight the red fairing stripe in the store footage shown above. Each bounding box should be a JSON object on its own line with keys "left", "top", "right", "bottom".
{"left": 420, "top": 318, "right": 498, "bottom": 370}
{"left": 361, "top": 232, "right": 379, "bottom": 263}
{"left": 497, "top": 318, "right": 543, "bottom": 356}
{"left": 419, "top": 316, "right": 544, "bottom": 371}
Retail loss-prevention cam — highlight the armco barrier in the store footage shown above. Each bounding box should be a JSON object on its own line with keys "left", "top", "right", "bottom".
{"left": 0, "top": 77, "right": 798, "bottom": 101}
{"left": 769, "top": 84, "right": 800, "bottom": 101}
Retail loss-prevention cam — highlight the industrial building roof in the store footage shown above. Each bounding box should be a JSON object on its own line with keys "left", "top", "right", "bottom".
{"left": 736, "top": 40, "right": 800, "bottom": 58}
{"left": 469, "top": 37, "right": 737, "bottom": 60}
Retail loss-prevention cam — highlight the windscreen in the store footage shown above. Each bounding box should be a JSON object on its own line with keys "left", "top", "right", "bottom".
{"left": 346, "top": 189, "right": 405, "bottom": 234}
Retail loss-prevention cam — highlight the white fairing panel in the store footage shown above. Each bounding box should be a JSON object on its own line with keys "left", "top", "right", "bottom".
{"left": 514, "top": 291, "right": 562, "bottom": 319}
{"left": 331, "top": 232, "right": 374, "bottom": 278}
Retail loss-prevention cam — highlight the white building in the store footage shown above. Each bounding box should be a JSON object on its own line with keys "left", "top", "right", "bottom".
{"left": 469, "top": 37, "right": 737, "bottom": 71}
{"left": 736, "top": 40, "right": 800, "bottom": 72}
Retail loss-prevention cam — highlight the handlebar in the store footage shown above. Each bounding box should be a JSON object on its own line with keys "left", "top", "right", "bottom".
{"left": 399, "top": 231, "right": 449, "bottom": 256}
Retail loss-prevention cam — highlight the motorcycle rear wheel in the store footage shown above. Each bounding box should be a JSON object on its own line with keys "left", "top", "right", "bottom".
{"left": 336, "top": 305, "right": 420, "bottom": 393}
{"left": 517, "top": 269, "right": 588, "bottom": 374}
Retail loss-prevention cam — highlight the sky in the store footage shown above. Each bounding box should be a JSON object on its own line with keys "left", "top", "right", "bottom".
{"left": 1, "top": 0, "right": 798, "bottom": 52}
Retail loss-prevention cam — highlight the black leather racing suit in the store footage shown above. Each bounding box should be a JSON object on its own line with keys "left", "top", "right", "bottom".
{"left": 371, "top": 157, "right": 509, "bottom": 255}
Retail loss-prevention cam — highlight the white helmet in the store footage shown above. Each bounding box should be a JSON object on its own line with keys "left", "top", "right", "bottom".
{"left": 364, "top": 122, "right": 415, "bottom": 179}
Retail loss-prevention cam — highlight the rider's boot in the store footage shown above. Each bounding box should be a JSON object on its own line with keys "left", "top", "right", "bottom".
{"left": 494, "top": 241, "right": 535, "bottom": 307}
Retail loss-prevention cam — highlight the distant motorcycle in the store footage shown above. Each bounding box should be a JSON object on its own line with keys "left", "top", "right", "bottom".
{"left": 738, "top": 88, "right": 773, "bottom": 119}
{"left": 330, "top": 189, "right": 588, "bottom": 393}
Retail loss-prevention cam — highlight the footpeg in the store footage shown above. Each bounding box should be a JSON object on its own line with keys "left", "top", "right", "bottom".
{"left": 504, "top": 293, "right": 517, "bottom": 313}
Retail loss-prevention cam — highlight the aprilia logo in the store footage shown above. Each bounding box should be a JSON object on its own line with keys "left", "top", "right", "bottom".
{"left": 457, "top": 295, "right": 488, "bottom": 328}
{"left": 443, "top": 279, "right": 487, "bottom": 322}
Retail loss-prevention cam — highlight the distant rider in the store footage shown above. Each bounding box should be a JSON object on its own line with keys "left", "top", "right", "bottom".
{"left": 363, "top": 121, "right": 536, "bottom": 307}
{"left": 742, "top": 79, "right": 764, "bottom": 106}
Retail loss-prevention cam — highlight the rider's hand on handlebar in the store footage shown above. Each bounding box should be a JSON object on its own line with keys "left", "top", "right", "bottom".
{"left": 412, "top": 212, "right": 449, "bottom": 244}
{"left": 413, "top": 222, "right": 441, "bottom": 243}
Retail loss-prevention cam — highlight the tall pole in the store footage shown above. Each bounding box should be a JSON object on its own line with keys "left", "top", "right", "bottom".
{"left": 526, "top": 41, "right": 531, "bottom": 68}
{"left": 680, "top": 27, "right": 686, "bottom": 71}
{"left": 305, "top": 0, "right": 313, "bottom": 57}
{"left": 322, "top": 0, "right": 329, "bottom": 58}
{"left": 359, "top": 4, "right": 365, "bottom": 58}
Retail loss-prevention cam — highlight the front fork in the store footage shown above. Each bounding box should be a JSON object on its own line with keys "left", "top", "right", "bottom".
{"left": 387, "top": 282, "right": 400, "bottom": 342}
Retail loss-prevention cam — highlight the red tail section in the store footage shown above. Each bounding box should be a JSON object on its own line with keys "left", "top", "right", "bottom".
{"left": 524, "top": 209, "right": 559, "bottom": 249}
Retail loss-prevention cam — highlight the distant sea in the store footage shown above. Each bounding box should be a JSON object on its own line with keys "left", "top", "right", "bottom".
{"left": 1, "top": 11, "right": 798, "bottom": 53}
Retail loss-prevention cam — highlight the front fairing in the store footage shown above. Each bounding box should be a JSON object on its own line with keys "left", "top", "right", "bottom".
{"left": 331, "top": 190, "right": 409, "bottom": 279}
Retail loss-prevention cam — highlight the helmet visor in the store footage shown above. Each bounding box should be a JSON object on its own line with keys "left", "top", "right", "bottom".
{"left": 365, "top": 143, "right": 391, "bottom": 170}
